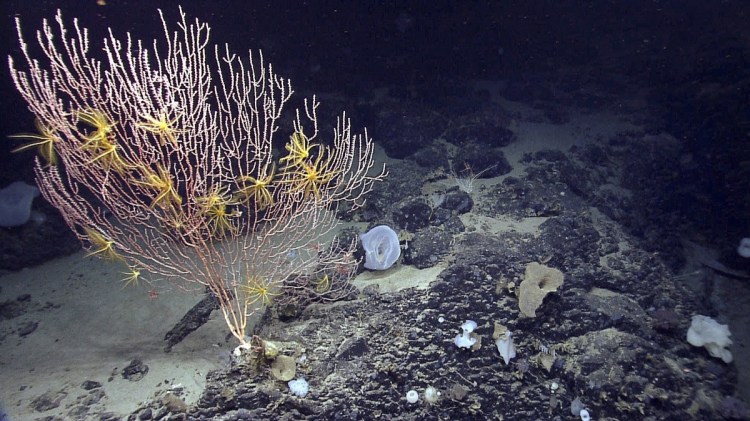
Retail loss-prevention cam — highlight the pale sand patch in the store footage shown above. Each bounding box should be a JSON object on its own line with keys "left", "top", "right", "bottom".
{"left": 0, "top": 252, "right": 227, "bottom": 419}
{"left": 353, "top": 263, "right": 445, "bottom": 293}
{"left": 459, "top": 213, "right": 548, "bottom": 236}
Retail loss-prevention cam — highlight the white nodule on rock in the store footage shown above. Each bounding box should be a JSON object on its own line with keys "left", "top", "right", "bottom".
{"left": 288, "top": 378, "right": 309, "bottom": 398}
{"left": 405, "top": 389, "right": 419, "bottom": 403}
{"left": 424, "top": 386, "right": 440, "bottom": 404}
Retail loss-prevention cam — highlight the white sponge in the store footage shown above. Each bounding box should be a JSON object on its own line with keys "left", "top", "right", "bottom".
{"left": 495, "top": 330, "right": 516, "bottom": 365}
{"left": 737, "top": 237, "right": 750, "bottom": 258}
{"left": 0, "top": 181, "right": 39, "bottom": 227}
{"left": 360, "top": 225, "right": 400, "bottom": 270}
{"left": 454, "top": 320, "right": 477, "bottom": 349}
{"left": 687, "top": 315, "right": 733, "bottom": 363}
{"left": 288, "top": 378, "right": 309, "bottom": 397}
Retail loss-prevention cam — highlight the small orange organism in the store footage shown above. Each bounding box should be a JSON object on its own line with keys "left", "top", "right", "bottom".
{"left": 240, "top": 275, "right": 280, "bottom": 306}
{"left": 132, "top": 164, "right": 182, "bottom": 209}
{"left": 136, "top": 111, "right": 181, "bottom": 146}
{"left": 235, "top": 164, "right": 275, "bottom": 209}
{"left": 9, "top": 118, "right": 60, "bottom": 165}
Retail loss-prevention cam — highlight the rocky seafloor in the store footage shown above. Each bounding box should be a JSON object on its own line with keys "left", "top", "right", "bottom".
{"left": 112, "top": 82, "right": 747, "bottom": 420}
